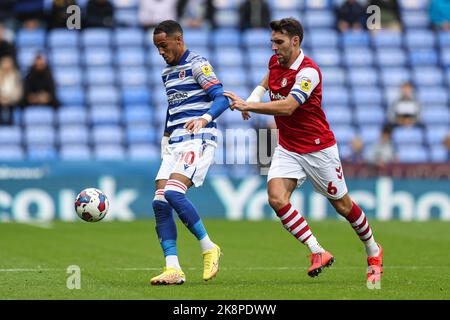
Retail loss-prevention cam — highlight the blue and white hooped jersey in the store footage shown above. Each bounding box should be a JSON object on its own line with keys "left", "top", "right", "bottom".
{"left": 162, "top": 50, "right": 221, "bottom": 145}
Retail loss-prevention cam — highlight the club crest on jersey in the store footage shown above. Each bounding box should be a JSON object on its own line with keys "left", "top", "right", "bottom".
{"left": 281, "top": 78, "right": 288, "bottom": 87}
{"left": 178, "top": 70, "right": 186, "bottom": 79}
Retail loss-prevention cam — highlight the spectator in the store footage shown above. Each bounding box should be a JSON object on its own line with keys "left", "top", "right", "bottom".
{"left": 0, "top": 24, "right": 16, "bottom": 65}
{"left": 177, "top": 0, "right": 217, "bottom": 29}
{"left": 366, "top": 125, "right": 398, "bottom": 168}
{"left": 347, "top": 136, "right": 365, "bottom": 163}
{"left": 23, "top": 54, "right": 59, "bottom": 108}
{"left": 15, "top": 0, "right": 45, "bottom": 28}
{"left": 138, "top": 0, "right": 177, "bottom": 30}
{"left": 430, "top": 0, "right": 450, "bottom": 31}
{"left": 0, "top": 56, "right": 22, "bottom": 125}
{"left": 388, "top": 82, "right": 421, "bottom": 127}
{"left": 369, "top": 0, "right": 402, "bottom": 31}
{"left": 84, "top": 0, "right": 114, "bottom": 28}
{"left": 335, "top": 0, "right": 367, "bottom": 32}
{"left": 0, "top": 0, "right": 15, "bottom": 24}
{"left": 48, "top": 0, "right": 77, "bottom": 29}
{"left": 239, "top": 0, "right": 271, "bottom": 30}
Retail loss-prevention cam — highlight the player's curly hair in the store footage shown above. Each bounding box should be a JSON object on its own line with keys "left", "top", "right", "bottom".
{"left": 154, "top": 20, "right": 183, "bottom": 36}
{"left": 270, "top": 18, "right": 304, "bottom": 45}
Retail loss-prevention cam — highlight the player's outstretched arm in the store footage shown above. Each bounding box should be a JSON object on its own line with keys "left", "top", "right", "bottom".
{"left": 224, "top": 92, "right": 300, "bottom": 116}
{"left": 241, "top": 73, "right": 269, "bottom": 120}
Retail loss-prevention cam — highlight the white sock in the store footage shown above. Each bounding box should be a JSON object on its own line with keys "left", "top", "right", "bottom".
{"left": 304, "top": 235, "right": 325, "bottom": 254}
{"left": 365, "top": 237, "right": 380, "bottom": 257}
{"left": 200, "top": 235, "right": 215, "bottom": 252}
{"left": 165, "top": 255, "right": 181, "bottom": 270}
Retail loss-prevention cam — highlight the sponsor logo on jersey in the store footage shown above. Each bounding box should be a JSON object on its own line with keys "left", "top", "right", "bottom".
{"left": 281, "top": 78, "right": 288, "bottom": 87}
{"left": 201, "top": 64, "right": 212, "bottom": 76}
{"left": 300, "top": 78, "right": 312, "bottom": 92}
{"left": 167, "top": 89, "right": 189, "bottom": 106}
{"left": 269, "top": 91, "right": 287, "bottom": 101}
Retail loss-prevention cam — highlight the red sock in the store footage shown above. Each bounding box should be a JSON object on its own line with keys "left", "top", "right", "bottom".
{"left": 276, "top": 203, "right": 312, "bottom": 243}
{"left": 346, "top": 202, "right": 373, "bottom": 242}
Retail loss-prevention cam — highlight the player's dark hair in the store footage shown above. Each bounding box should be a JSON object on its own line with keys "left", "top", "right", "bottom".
{"left": 153, "top": 20, "right": 183, "bottom": 37}
{"left": 270, "top": 18, "right": 304, "bottom": 45}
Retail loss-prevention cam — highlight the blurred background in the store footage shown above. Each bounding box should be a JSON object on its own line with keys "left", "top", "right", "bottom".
{"left": 0, "top": 0, "right": 449, "bottom": 222}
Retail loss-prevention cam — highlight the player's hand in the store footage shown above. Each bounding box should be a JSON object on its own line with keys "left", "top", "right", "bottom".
{"left": 242, "top": 111, "right": 251, "bottom": 120}
{"left": 224, "top": 91, "right": 250, "bottom": 112}
{"left": 161, "top": 136, "right": 169, "bottom": 159}
{"left": 184, "top": 118, "right": 208, "bottom": 134}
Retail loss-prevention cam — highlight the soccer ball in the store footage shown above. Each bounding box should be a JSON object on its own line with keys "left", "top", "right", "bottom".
{"left": 75, "top": 188, "right": 109, "bottom": 222}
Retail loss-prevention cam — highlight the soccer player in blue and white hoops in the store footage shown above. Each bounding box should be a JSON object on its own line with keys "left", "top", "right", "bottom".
{"left": 150, "top": 20, "right": 229, "bottom": 285}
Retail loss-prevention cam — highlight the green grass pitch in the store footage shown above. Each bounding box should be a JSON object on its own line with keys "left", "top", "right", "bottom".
{"left": 1, "top": 219, "right": 449, "bottom": 300}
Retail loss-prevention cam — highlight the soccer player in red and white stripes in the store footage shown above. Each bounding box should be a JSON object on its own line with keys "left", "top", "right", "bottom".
{"left": 225, "top": 18, "right": 383, "bottom": 282}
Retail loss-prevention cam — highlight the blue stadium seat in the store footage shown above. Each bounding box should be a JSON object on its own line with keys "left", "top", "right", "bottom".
{"left": 409, "top": 49, "right": 439, "bottom": 65}
{"left": 401, "top": 10, "right": 430, "bottom": 29}
{"left": 148, "top": 51, "right": 167, "bottom": 68}
{"left": 330, "top": 125, "right": 356, "bottom": 145}
{"left": 438, "top": 32, "right": 450, "bottom": 47}
{"left": 114, "top": 28, "right": 144, "bottom": 46}
{"left": 211, "top": 28, "right": 241, "bottom": 47}
{"left": 23, "top": 106, "right": 55, "bottom": 125}
{"left": 189, "top": 46, "right": 211, "bottom": 59}
{"left": 412, "top": 67, "right": 444, "bottom": 86}
{"left": 272, "top": 10, "right": 302, "bottom": 22}
{"left": 372, "top": 30, "right": 403, "bottom": 47}
{"left": 215, "top": 9, "right": 239, "bottom": 28}
{"left": 398, "top": 0, "right": 428, "bottom": 10}
{"left": 60, "top": 144, "right": 92, "bottom": 161}
{"left": 90, "top": 106, "right": 121, "bottom": 125}
{"left": 242, "top": 29, "right": 271, "bottom": 48}
{"left": 359, "top": 125, "right": 382, "bottom": 144}
{"left": 247, "top": 48, "right": 274, "bottom": 67}
{"left": 94, "top": 144, "right": 126, "bottom": 160}
{"left": 308, "top": 29, "right": 339, "bottom": 48}
{"left": 0, "top": 126, "right": 22, "bottom": 145}
{"left": 119, "top": 67, "right": 148, "bottom": 87}
{"left": 48, "top": 29, "right": 79, "bottom": 47}
{"left": 183, "top": 29, "right": 209, "bottom": 47}
{"left": 122, "top": 87, "right": 151, "bottom": 104}
{"left": 343, "top": 48, "right": 374, "bottom": 67}
{"left": 322, "top": 86, "right": 349, "bottom": 106}
{"left": 341, "top": 31, "right": 370, "bottom": 47}
{"left": 421, "top": 106, "right": 450, "bottom": 125}
{"left": 59, "top": 125, "right": 89, "bottom": 144}
{"left": 214, "top": 48, "right": 244, "bottom": 67}
{"left": 441, "top": 48, "right": 450, "bottom": 67}
{"left": 81, "top": 29, "right": 112, "bottom": 47}
{"left": 348, "top": 68, "right": 378, "bottom": 86}
{"left": 397, "top": 145, "right": 428, "bottom": 163}
{"left": 376, "top": 48, "right": 407, "bottom": 66}
{"left": 50, "top": 48, "right": 80, "bottom": 66}
{"left": 0, "top": 146, "right": 25, "bottom": 161}
{"left": 115, "top": 9, "right": 140, "bottom": 27}
{"left": 152, "top": 87, "right": 168, "bottom": 108}
{"left": 392, "top": 127, "right": 424, "bottom": 145}
{"left": 126, "top": 125, "right": 156, "bottom": 144}
{"left": 28, "top": 146, "right": 58, "bottom": 161}
{"left": 304, "top": 10, "right": 335, "bottom": 29}
{"left": 430, "top": 145, "right": 448, "bottom": 162}
{"left": 16, "top": 29, "right": 45, "bottom": 47}
{"left": 321, "top": 67, "right": 346, "bottom": 86}
{"left": 128, "top": 144, "right": 159, "bottom": 160}
{"left": 148, "top": 68, "right": 164, "bottom": 86}
{"left": 124, "top": 106, "right": 154, "bottom": 124}
{"left": 83, "top": 48, "right": 113, "bottom": 66}
{"left": 87, "top": 86, "right": 120, "bottom": 105}
{"left": 217, "top": 68, "right": 248, "bottom": 87}
{"left": 405, "top": 30, "right": 435, "bottom": 48}
{"left": 380, "top": 67, "right": 410, "bottom": 86}
{"left": 271, "top": 0, "right": 303, "bottom": 10}
{"left": 116, "top": 48, "right": 146, "bottom": 66}
{"left": 92, "top": 125, "right": 123, "bottom": 144}
{"left": 58, "top": 107, "right": 88, "bottom": 125}
{"left": 58, "top": 86, "right": 85, "bottom": 105}
{"left": 54, "top": 67, "right": 83, "bottom": 86}
{"left": 446, "top": 69, "right": 450, "bottom": 86}
{"left": 417, "top": 86, "right": 448, "bottom": 105}
{"left": 18, "top": 48, "right": 42, "bottom": 69}
{"left": 352, "top": 87, "right": 383, "bottom": 105}
{"left": 86, "top": 67, "right": 116, "bottom": 85}
{"left": 249, "top": 67, "right": 269, "bottom": 87}
{"left": 355, "top": 106, "right": 385, "bottom": 125}
{"left": 425, "top": 125, "right": 448, "bottom": 144}
{"left": 324, "top": 106, "right": 352, "bottom": 125}
{"left": 312, "top": 49, "right": 340, "bottom": 66}
{"left": 25, "top": 126, "right": 56, "bottom": 146}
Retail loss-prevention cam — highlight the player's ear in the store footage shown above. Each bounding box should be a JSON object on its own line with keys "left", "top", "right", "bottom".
{"left": 292, "top": 35, "right": 300, "bottom": 47}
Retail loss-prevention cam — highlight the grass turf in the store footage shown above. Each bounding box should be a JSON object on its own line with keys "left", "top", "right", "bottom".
{"left": 0, "top": 219, "right": 449, "bottom": 300}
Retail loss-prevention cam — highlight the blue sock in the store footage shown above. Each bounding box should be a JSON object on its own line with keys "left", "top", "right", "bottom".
{"left": 152, "top": 199, "right": 177, "bottom": 257}
{"left": 164, "top": 189, "right": 208, "bottom": 241}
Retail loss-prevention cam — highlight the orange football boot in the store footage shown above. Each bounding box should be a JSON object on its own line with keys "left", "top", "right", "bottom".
{"left": 367, "top": 243, "right": 383, "bottom": 283}
{"left": 307, "top": 251, "right": 334, "bottom": 277}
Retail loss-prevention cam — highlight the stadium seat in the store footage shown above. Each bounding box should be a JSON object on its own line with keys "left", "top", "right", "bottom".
{"left": 372, "top": 30, "right": 403, "bottom": 47}
{"left": 60, "top": 144, "right": 92, "bottom": 160}
{"left": 215, "top": 9, "right": 239, "bottom": 28}
{"left": 217, "top": 68, "right": 248, "bottom": 87}
{"left": 81, "top": 28, "right": 112, "bottom": 47}
{"left": 359, "top": 125, "right": 382, "bottom": 144}
{"left": 59, "top": 125, "right": 90, "bottom": 145}
{"left": 242, "top": 29, "right": 271, "bottom": 48}
{"left": 401, "top": 10, "right": 430, "bottom": 29}
{"left": 114, "top": 28, "right": 144, "bottom": 47}
{"left": 304, "top": 10, "right": 335, "bottom": 29}
{"left": 115, "top": 9, "right": 140, "bottom": 27}
{"left": 421, "top": 106, "right": 450, "bottom": 125}
{"left": 57, "top": 86, "right": 85, "bottom": 105}
{"left": 211, "top": 28, "right": 241, "bottom": 47}
{"left": 417, "top": 86, "right": 448, "bottom": 105}
{"left": 148, "top": 50, "right": 167, "bottom": 68}
{"left": 330, "top": 125, "right": 356, "bottom": 145}
{"left": 0, "top": 126, "right": 22, "bottom": 145}
{"left": 126, "top": 124, "right": 157, "bottom": 144}
{"left": 405, "top": 30, "right": 435, "bottom": 49}
{"left": 343, "top": 48, "right": 374, "bottom": 67}
{"left": 116, "top": 48, "right": 146, "bottom": 66}
{"left": 376, "top": 48, "right": 407, "bottom": 66}
{"left": 397, "top": 145, "right": 428, "bottom": 163}
{"left": 87, "top": 86, "right": 120, "bottom": 105}
{"left": 24, "top": 125, "right": 56, "bottom": 146}
{"left": 0, "top": 146, "right": 25, "bottom": 161}
{"left": 348, "top": 68, "right": 378, "bottom": 86}
{"left": 90, "top": 106, "right": 122, "bottom": 125}
{"left": 380, "top": 67, "right": 410, "bottom": 86}
{"left": 122, "top": 87, "right": 151, "bottom": 105}
{"left": 18, "top": 48, "right": 42, "bottom": 69}
{"left": 438, "top": 31, "right": 450, "bottom": 47}
{"left": 28, "top": 146, "right": 58, "bottom": 161}
{"left": 341, "top": 31, "right": 370, "bottom": 47}
{"left": 48, "top": 29, "right": 79, "bottom": 47}
{"left": 398, "top": 0, "right": 428, "bottom": 10}
{"left": 320, "top": 67, "right": 346, "bottom": 86}
{"left": 352, "top": 87, "right": 383, "bottom": 105}
{"left": 92, "top": 125, "right": 123, "bottom": 144}
{"left": 412, "top": 66, "right": 444, "bottom": 86}
{"left": 128, "top": 144, "right": 160, "bottom": 160}
{"left": 271, "top": 0, "right": 303, "bottom": 10}
{"left": 54, "top": 67, "right": 83, "bottom": 86}
{"left": 409, "top": 49, "right": 439, "bottom": 65}
{"left": 441, "top": 48, "right": 450, "bottom": 67}
{"left": 83, "top": 48, "right": 113, "bottom": 66}
{"left": 50, "top": 48, "right": 80, "bottom": 66}
{"left": 86, "top": 67, "right": 116, "bottom": 86}
{"left": 246, "top": 48, "right": 274, "bottom": 67}
{"left": 322, "top": 86, "right": 350, "bottom": 106}
{"left": 23, "top": 106, "right": 55, "bottom": 125}
{"left": 355, "top": 106, "right": 385, "bottom": 126}
{"left": 324, "top": 106, "right": 352, "bottom": 125}
{"left": 94, "top": 144, "right": 126, "bottom": 160}
{"left": 425, "top": 125, "right": 449, "bottom": 145}
{"left": 119, "top": 67, "right": 148, "bottom": 87}
{"left": 430, "top": 145, "right": 448, "bottom": 162}
{"left": 58, "top": 106, "right": 88, "bottom": 125}
{"left": 312, "top": 49, "right": 340, "bottom": 66}
{"left": 16, "top": 29, "right": 46, "bottom": 47}
{"left": 392, "top": 127, "right": 424, "bottom": 145}
{"left": 124, "top": 105, "right": 154, "bottom": 124}
{"left": 308, "top": 29, "right": 339, "bottom": 48}
{"left": 183, "top": 29, "right": 209, "bottom": 47}
{"left": 213, "top": 48, "right": 244, "bottom": 67}
{"left": 272, "top": 10, "right": 302, "bottom": 22}
{"left": 249, "top": 67, "right": 269, "bottom": 87}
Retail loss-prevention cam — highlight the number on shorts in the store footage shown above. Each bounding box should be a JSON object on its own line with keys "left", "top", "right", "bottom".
{"left": 327, "top": 181, "right": 337, "bottom": 196}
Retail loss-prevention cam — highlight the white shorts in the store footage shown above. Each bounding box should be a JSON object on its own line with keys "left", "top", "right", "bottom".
{"left": 267, "top": 144, "right": 348, "bottom": 200}
{"left": 155, "top": 139, "right": 215, "bottom": 187}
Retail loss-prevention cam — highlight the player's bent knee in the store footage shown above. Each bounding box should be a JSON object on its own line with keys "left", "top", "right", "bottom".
{"left": 268, "top": 194, "right": 289, "bottom": 212}
{"left": 163, "top": 189, "right": 183, "bottom": 204}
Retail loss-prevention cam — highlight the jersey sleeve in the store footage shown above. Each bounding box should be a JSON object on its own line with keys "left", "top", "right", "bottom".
{"left": 191, "top": 58, "right": 221, "bottom": 91}
{"left": 290, "top": 67, "right": 320, "bottom": 105}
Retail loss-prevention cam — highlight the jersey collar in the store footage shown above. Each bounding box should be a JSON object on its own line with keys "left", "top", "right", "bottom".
{"left": 289, "top": 49, "right": 304, "bottom": 70}
{"left": 177, "top": 49, "right": 190, "bottom": 65}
